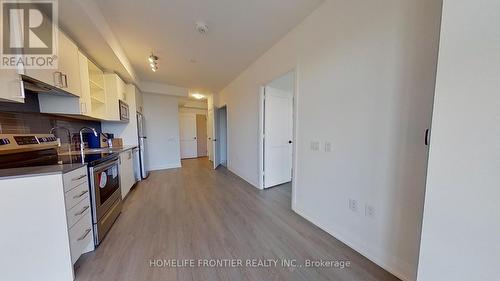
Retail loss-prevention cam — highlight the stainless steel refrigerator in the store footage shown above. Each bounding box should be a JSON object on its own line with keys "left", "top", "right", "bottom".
{"left": 137, "top": 112, "right": 149, "bottom": 179}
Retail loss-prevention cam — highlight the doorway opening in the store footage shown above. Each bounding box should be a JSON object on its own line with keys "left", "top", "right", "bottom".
{"left": 260, "top": 71, "right": 295, "bottom": 189}
{"left": 213, "top": 105, "right": 228, "bottom": 169}
{"left": 196, "top": 114, "right": 208, "bottom": 157}
{"left": 179, "top": 112, "right": 208, "bottom": 159}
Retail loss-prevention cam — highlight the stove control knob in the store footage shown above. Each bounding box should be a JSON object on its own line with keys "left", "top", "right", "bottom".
{"left": 0, "top": 138, "right": 10, "bottom": 145}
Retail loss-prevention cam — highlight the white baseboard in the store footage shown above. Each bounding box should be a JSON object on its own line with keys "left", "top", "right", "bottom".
{"left": 292, "top": 205, "right": 414, "bottom": 281}
{"left": 148, "top": 162, "right": 181, "bottom": 171}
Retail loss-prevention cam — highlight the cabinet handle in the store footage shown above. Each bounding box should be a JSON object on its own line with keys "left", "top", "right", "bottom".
{"left": 73, "top": 189, "right": 88, "bottom": 199}
{"left": 74, "top": 205, "right": 90, "bottom": 216}
{"left": 53, "top": 71, "right": 62, "bottom": 87}
{"left": 81, "top": 102, "right": 87, "bottom": 114}
{"left": 62, "top": 74, "right": 68, "bottom": 88}
{"left": 77, "top": 228, "right": 92, "bottom": 241}
{"left": 72, "top": 174, "right": 86, "bottom": 181}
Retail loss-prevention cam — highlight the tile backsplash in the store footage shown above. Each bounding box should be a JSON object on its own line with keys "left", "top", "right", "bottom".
{"left": 0, "top": 91, "right": 102, "bottom": 147}
{"left": 0, "top": 111, "right": 102, "bottom": 144}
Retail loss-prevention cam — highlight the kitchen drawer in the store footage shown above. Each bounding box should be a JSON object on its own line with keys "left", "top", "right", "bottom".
{"left": 69, "top": 211, "right": 93, "bottom": 264}
{"left": 63, "top": 166, "right": 88, "bottom": 192}
{"left": 64, "top": 181, "right": 89, "bottom": 210}
{"left": 66, "top": 197, "right": 91, "bottom": 229}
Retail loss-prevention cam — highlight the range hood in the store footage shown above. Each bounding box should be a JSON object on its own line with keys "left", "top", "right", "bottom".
{"left": 21, "top": 75, "right": 79, "bottom": 97}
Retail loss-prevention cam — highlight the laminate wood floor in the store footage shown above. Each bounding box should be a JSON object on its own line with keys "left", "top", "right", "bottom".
{"left": 75, "top": 158, "right": 400, "bottom": 281}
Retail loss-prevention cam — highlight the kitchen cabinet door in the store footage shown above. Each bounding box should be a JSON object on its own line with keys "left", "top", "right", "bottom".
{"left": 104, "top": 73, "right": 125, "bottom": 121}
{"left": 0, "top": 9, "right": 25, "bottom": 103}
{"left": 38, "top": 51, "right": 92, "bottom": 117}
{"left": 0, "top": 68, "right": 25, "bottom": 103}
{"left": 119, "top": 150, "right": 135, "bottom": 199}
{"left": 25, "top": 30, "right": 81, "bottom": 97}
{"left": 58, "top": 31, "right": 82, "bottom": 97}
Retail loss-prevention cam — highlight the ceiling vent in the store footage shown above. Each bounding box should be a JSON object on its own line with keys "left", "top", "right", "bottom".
{"left": 195, "top": 21, "right": 208, "bottom": 34}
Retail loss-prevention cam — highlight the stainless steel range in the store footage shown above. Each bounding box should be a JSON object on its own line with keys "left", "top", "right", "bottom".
{"left": 88, "top": 156, "right": 122, "bottom": 245}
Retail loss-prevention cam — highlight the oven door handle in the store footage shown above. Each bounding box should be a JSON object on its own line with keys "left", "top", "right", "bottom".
{"left": 92, "top": 159, "right": 119, "bottom": 173}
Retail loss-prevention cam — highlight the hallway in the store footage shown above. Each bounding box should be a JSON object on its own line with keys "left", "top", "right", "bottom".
{"left": 75, "top": 158, "right": 399, "bottom": 281}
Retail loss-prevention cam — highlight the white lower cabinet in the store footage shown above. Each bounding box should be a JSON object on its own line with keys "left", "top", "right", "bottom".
{"left": 120, "top": 150, "right": 135, "bottom": 199}
{"left": 63, "top": 166, "right": 94, "bottom": 265}
{"left": 0, "top": 165, "right": 94, "bottom": 281}
{"left": 68, "top": 212, "right": 93, "bottom": 264}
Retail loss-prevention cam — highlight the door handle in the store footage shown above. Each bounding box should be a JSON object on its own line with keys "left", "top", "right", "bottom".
{"left": 194, "top": 137, "right": 197, "bottom": 140}
{"left": 288, "top": 140, "right": 293, "bottom": 144}
{"left": 425, "top": 129, "right": 430, "bottom": 146}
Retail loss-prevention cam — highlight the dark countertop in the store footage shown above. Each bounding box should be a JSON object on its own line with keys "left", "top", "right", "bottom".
{"left": 0, "top": 163, "right": 86, "bottom": 180}
{"left": 58, "top": 145, "right": 138, "bottom": 156}
{"left": 90, "top": 145, "right": 138, "bottom": 154}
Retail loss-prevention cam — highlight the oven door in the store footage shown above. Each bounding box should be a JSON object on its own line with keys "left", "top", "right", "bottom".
{"left": 91, "top": 159, "right": 121, "bottom": 220}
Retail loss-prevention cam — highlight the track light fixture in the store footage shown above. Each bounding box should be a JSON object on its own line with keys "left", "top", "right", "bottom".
{"left": 148, "top": 53, "right": 159, "bottom": 72}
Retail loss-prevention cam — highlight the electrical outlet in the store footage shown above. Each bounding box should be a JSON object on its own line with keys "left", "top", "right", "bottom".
{"left": 325, "top": 141, "right": 332, "bottom": 152}
{"left": 365, "top": 205, "right": 375, "bottom": 219}
{"left": 310, "top": 141, "right": 320, "bottom": 151}
{"left": 348, "top": 199, "right": 358, "bottom": 212}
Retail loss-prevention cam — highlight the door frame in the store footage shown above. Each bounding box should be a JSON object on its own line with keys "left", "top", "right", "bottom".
{"left": 259, "top": 68, "right": 299, "bottom": 199}
{"left": 213, "top": 104, "right": 228, "bottom": 169}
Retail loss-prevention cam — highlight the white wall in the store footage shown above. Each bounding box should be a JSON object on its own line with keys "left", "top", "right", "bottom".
{"left": 268, "top": 71, "right": 294, "bottom": 92}
{"left": 217, "top": 0, "right": 442, "bottom": 280}
{"left": 417, "top": 1, "right": 500, "bottom": 280}
{"left": 178, "top": 107, "right": 207, "bottom": 115}
{"left": 143, "top": 93, "right": 181, "bottom": 170}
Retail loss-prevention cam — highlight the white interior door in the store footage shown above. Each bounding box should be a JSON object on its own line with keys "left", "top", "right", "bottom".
{"left": 213, "top": 106, "right": 221, "bottom": 169}
{"left": 207, "top": 109, "right": 214, "bottom": 161}
{"left": 264, "top": 86, "right": 293, "bottom": 188}
{"left": 179, "top": 113, "right": 197, "bottom": 159}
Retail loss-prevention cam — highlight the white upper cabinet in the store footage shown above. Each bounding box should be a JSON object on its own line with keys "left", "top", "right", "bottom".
{"left": 58, "top": 31, "right": 82, "bottom": 97}
{"left": 80, "top": 53, "right": 107, "bottom": 119}
{"left": 0, "top": 67, "right": 25, "bottom": 103}
{"left": 38, "top": 51, "right": 107, "bottom": 119}
{"left": 0, "top": 9, "right": 25, "bottom": 103}
{"left": 25, "top": 30, "right": 81, "bottom": 97}
{"left": 104, "top": 73, "right": 126, "bottom": 121}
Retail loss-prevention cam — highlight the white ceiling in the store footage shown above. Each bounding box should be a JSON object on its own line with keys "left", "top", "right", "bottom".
{"left": 94, "top": 0, "right": 324, "bottom": 93}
